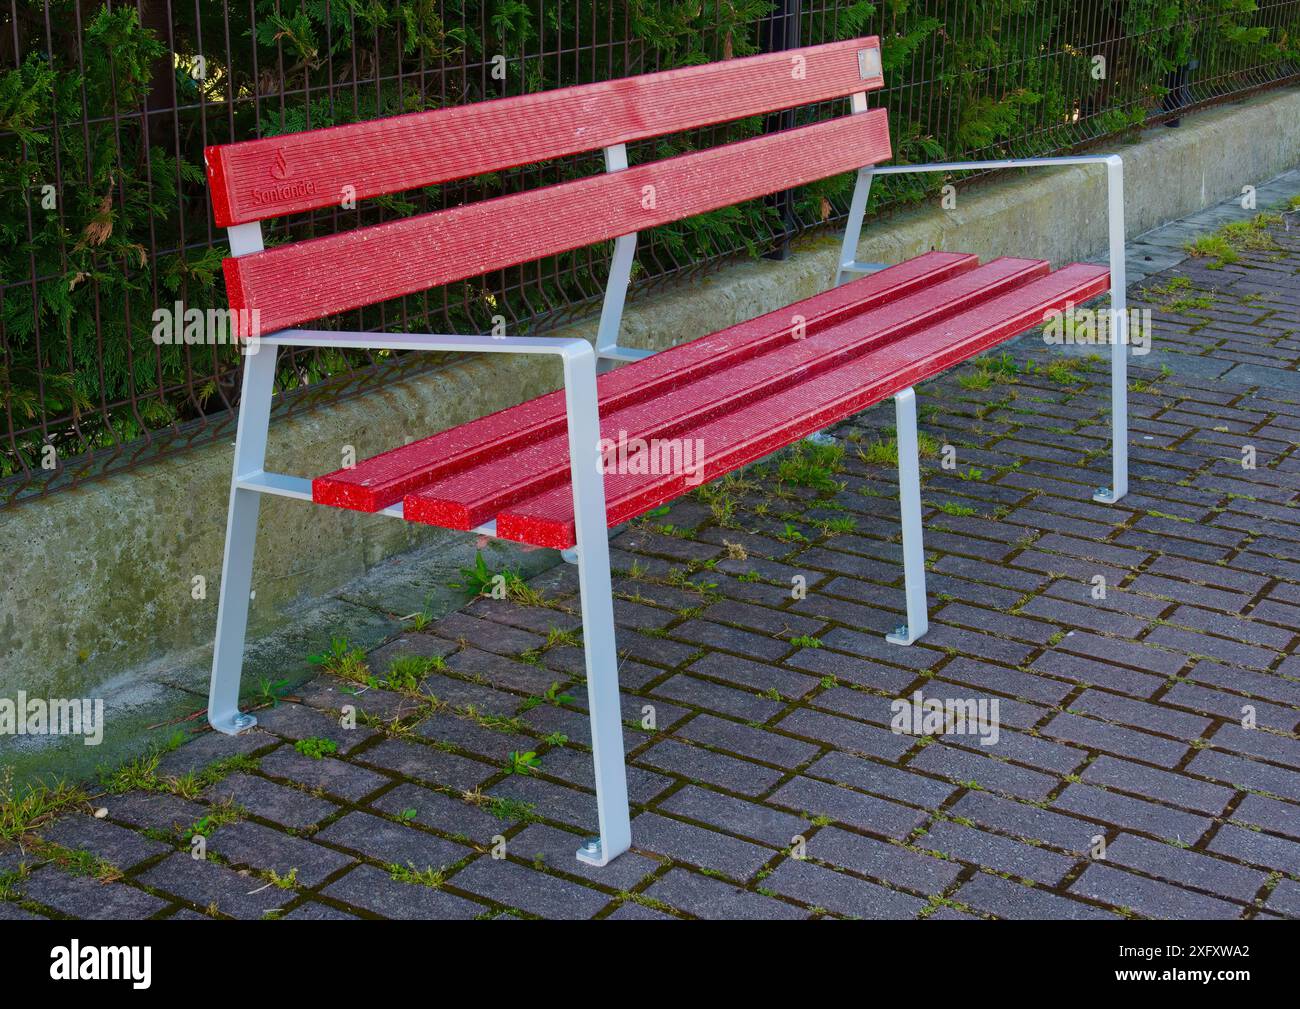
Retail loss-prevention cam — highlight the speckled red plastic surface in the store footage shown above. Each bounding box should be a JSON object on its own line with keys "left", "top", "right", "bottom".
{"left": 314, "top": 256, "right": 1109, "bottom": 548}
{"left": 313, "top": 252, "right": 973, "bottom": 512}
{"left": 403, "top": 257, "right": 1052, "bottom": 531}
{"left": 222, "top": 111, "right": 892, "bottom": 338}
{"left": 205, "top": 38, "right": 884, "bottom": 228}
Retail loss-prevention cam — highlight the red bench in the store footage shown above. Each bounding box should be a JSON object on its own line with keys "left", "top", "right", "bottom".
{"left": 204, "top": 37, "right": 1130, "bottom": 867}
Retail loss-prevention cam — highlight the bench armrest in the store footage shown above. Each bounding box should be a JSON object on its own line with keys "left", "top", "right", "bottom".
{"left": 867, "top": 153, "right": 1120, "bottom": 175}
{"left": 847, "top": 152, "right": 1129, "bottom": 503}
{"left": 261, "top": 328, "right": 595, "bottom": 362}
{"left": 251, "top": 327, "right": 608, "bottom": 542}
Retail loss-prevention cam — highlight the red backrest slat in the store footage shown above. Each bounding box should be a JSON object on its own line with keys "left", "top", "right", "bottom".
{"left": 226, "top": 109, "right": 892, "bottom": 337}
{"left": 205, "top": 37, "right": 883, "bottom": 226}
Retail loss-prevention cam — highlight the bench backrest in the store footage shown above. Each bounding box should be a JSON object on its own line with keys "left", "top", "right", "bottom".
{"left": 206, "top": 37, "right": 890, "bottom": 338}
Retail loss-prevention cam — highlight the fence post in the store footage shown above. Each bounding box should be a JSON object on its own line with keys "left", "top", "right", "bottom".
{"left": 760, "top": 0, "right": 802, "bottom": 261}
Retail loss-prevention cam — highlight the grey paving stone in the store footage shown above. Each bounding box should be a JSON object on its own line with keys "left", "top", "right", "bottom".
{"left": 937, "top": 657, "right": 1074, "bottom": 705}
{"left": 297, "top": 679, "right": 424, "bottom": 722}
{"left": 1071, "top": 689, "right": 1213, "bottom": 739}
{"left": 1030, "top": 650, "right": 1166, "bottom": 698}
{"left": 0, "top": 902, "right": 44, "bottom": 920}
{"left": 948, "top": 727, "right": 1088, "bottom": 776}
{"left": 258, "top": 745, "right": 390, "bottom": 802}
{"left": 643, "top": 867, "right": 806, "bottom": 920}
{"left": 918, "top": 820, "right": 1076, "bottom": 885}
{"left": 658, "top": 785, "right": 808, "bottom": 846}
{"left": 487, "top": 775, "right": 598, "bottom": 830}
{"left": 650, "top": 674, "right": 782, "bottom": 721}
{"left": 207, "top": 820, "right": 354, "bottom": 887}
{"left": 774, "top": 707, "right": 916, "bottom": 761}
{"left": 508, "top": 823, "right": 660, "bottom": 890}
{"left": 635, "top": 738, "right": 784, "bottom": 796}
{"left": 370, "top": 782, "right": 509, "bottom": 841}
{"left": 20, "top": 867, "right": 168, "bottom": 920}
{"left": 1144, "top": 625, "right": 1278, "bottom": 671}
{"left": 253, "top": 702, "right": 377, "bottom": 754}
{"left": 1070, "top": 863, "right": 1244, "bottom": 920}
{"left": 686, "top": 651, "right": 820, "bottom": 698}
{"left": 630, "top": 812, "right": 774, "bottom": 880}
{"left": 449, "top": 855, "right": 614, "bottom": 919}
{"left": 538, "top": 746, "right": 674, "bottom": 805}
{"left": 367, "top": 632, "right": 459, "bottom": 671}
{"left": 281, "top": 901, "right": 361, "bottom": 920}
{"left": 435, "top": 611, "right": 547, "bottom": 656}
{"left": 136, "top": 853, "right": 290, "bottom": 920}
{"left": 955, "top": 872, "right": 1119, "bottom": 920}
{"left": 413, "top": 710, "right": 536, "bottom": 762}
{"left": 1207, "top": 823, "right": 1300, "bottom": 873}
{"left": 323, "top": 863, "right": 484, "bottom": 919}
{"left": 950, "top": 791, "right": 1100, "bottom": 853}
{"left": 1162, "top": 682, "right": 1299, "bottom": 733}
{"left": 768, "top": 776, "right": 928, "bottom": 840}
{"left": 1207, "top": 723, "right": 1300, "bottom": 768}
{"left": 1052, "top": 784, "right": 1212, "bottom": 845}
{"left": 40, "top": 813, "right": 170, "bottom": 870}
{"left": 1042, "top": 713, "right": 1189, "bottom": 767}
{"left": 203, "top": 773, "right": 339, "bottom": 830}
{"left": 1264, "top": 878, "right": 1300, "bottom": 918}
{"left": 353, "top": 737, "right": 498, "bottom": 791}
{"left": 604, "top": 900, "right": 677, "bottom": 919}
{"left": 670, "top": 619, "right": 791, "bottom": 662}
{"left": 155, "top": 728, "right": 277, "bottom": 776}
{"left": 805, "top": 751, "right": 958, "bottom": 808}
{"left": 418, "top": 672, "right": 523, "bottom": 715}
{"left": 782, "top": 646, "right": 917, "bottom": 693}
{"left": 1081, "top": 755, "right": 1234, "bottom": 815}
{"left": 103, "top": 792, "right": 208, "bottom": 834}
{"left": 924, "top": 906, "right": 982, "bottom": 920}
{"left": 673, "top": 712, "right": 820, "bottom": 768}
{"left": 1188, "top": 748, "right": 1300, "bottom": 802}
{"left": 1103, "top": 833, "right": 1268, "bottom": 903}
{"left": 315, "top": 811, "right": 472, "bottom": 870}
{"left": 1054, "top": 632, "right": 1188, "bottom": 677}
{"left": 820, "top": 627, "right": 942, "bottom": 670}
{"left": 1230, "top": 793, "right": 1300, "bottom": 838}
{"left": 763, "top": 858, "right": 927, "bottom": 919}
{"left": 808, "top": 826, "right": 961, "bottom": 894}
{"left": 444, "top": 647, "right": 563, "bottom": 695}
{"left": 909, "top": 744, "right": 1057, "bottom": 801}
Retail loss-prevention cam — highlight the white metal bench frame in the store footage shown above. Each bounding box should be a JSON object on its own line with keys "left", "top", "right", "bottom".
{"left": 208, "top": 105, "right": 1130, "bottom": 869}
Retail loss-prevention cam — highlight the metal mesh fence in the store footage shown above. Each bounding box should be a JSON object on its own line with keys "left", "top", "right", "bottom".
{"left": 2, "top": 0, "right": 1297, "bottom": 507}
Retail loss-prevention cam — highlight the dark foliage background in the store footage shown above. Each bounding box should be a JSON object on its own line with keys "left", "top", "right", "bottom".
{"left": 1, "top": 0, "right": 1296, "bottom": 501}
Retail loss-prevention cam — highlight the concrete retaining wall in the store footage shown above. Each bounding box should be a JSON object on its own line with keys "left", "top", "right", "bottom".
{"left": 3, "top": 85, "right": 1298, "bottom": 699}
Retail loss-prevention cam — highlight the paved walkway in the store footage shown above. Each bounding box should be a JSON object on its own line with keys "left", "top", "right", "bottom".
{"left": 4, "top": 189, "right": 1300, "bottom": 920}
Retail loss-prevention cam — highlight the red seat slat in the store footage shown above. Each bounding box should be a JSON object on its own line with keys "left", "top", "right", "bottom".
{"left": 492, "top": 263, "right": 1110, "bottom": 548}
{"left": 402, "top": 257, "right": 1050, "bottom": 530}
{"left": 206, "top": 37, "right": 884, "bottom": 227}
{"left": 313, "top": 251, "right": 972, "bottom": 513}
{"left": 225, "top": 111, "right": 892, "bottom": 338}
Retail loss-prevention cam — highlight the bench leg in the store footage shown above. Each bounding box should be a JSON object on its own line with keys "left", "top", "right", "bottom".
{"left": 208, "top": 346, "right": 277, "bottom": 736}
{"left": 1095, "top": 154, "right": 1129, "bottom": 504}
{"left": 562, "top": 346, "right": 632, "bottom": 867}
{"left": 886, "top": 387, "right": 929, "bottom": 646}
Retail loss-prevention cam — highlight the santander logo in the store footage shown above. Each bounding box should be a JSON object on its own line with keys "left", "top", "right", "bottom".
{"left": 269, "top": 148, "right": 291, "bottom": 179}
{"left": 249, "top": 147, "right": 316, "bottom": 206}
